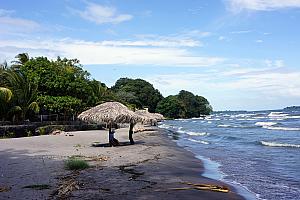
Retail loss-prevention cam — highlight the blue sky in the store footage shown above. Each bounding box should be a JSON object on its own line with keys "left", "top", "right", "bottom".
{"left": 1, "top": 0, "right": 300, "bottom": 111}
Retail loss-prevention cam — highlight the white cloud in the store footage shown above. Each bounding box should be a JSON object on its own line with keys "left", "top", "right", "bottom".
{"left": 72, "top": 2, "right": 132, "bottom": 24}
{"left": 100, "top": 38, "right": 200, "bottom": 47}
{"left": 226, "top": 0, "right": 300, "bottom": 12}
{"left": 264, "top": 59, "right": 284, "bottom": 68}
{"left": 255, "top": 39, "right": 263, "bottom": 43}
{"left": 0, "top": 16, "right": 39, "bottom": 30}
{"left": 0, "top": 9, "right": 15, "bottom": 16}
{"left": 231, "top": 30, "right": 253, "bottom": 34}
{"left": 0, "top": 38, "right": 224, "bottom": 67}
{"left": 0, "top": 9, "right": 40, "bottom": 33}
{"left": 147, "top": 68, "right": 300, "bottom": 110}
{"left": 219, "top": 72, "right": 300, "bottom": 97}
{"left": 219, "top": 36, "right": 226, "bottom": 41}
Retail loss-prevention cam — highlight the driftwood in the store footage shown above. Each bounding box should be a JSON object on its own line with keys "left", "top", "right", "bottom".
{"left": 155, "top": 182, "right": 230, "bottom": 193}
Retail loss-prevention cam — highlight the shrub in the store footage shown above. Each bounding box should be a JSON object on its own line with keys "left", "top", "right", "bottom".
{"left": 65, "top": 158, "right": 89, "bottom": 170}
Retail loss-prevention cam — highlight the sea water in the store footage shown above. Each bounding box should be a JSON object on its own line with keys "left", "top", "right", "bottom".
{"left": 159, "top": 108, "right": 300, "bottom": 200}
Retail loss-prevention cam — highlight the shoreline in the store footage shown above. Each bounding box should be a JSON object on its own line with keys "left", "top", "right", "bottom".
{"left": 0, "top": 128, "right": 244, "bottom": 199}
{"left": 163, "top": 127, "right": 256, "bottom": 200}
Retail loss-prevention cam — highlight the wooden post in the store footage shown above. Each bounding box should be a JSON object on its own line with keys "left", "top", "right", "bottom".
{"left": 108, "top": 122, "right": 112, "bottom": 145}
{"left": 129, "top": 123, "right": 134, "bottom": 145}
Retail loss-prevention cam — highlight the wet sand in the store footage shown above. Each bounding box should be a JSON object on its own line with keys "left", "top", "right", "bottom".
{"left": 0, "top": 128, "right": 244, "bottom": 200}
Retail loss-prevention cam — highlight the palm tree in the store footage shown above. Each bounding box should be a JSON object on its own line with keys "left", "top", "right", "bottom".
{"left": 0, "top": 87, "right": 13, "bottom": 121}
{"left": 11, "top": 53, "right": 29, "bottom": 70}
{"left": 0, "top": 61, "right": 8, "bottom": 70}
{"left": 2, "top": 70, "right": 39, "bottom": 121}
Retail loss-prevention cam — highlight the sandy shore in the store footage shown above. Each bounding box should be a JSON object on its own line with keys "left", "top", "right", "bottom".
{"left": 0, "top": 128, "right": 244, "bottom": 200}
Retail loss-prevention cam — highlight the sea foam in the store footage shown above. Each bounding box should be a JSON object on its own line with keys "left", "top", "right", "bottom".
{"left": 187, "top": 138, "right": 209, "bottom": 145}
{"left": 261, "top": 141, "right": 300, "bottom": 148}
{"left": 218, "top": 124, "right": 231, "bottom": 128}
{"left": 186, "top": 131, "right": 209, "bottom": 136}
{"left": 264, "top": 126, "right": 300, "bottom": 131}
{"left": 255, "top": 122, "right": 277, "bottom": 127}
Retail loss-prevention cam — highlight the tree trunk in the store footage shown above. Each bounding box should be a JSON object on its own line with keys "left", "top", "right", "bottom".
{"left": 129, "top": 123, "right": 134, "bottom": 145}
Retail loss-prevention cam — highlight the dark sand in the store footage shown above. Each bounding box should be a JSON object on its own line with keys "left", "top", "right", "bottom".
{"left": 0, "top": 128, "right": 245, "bottom": 200}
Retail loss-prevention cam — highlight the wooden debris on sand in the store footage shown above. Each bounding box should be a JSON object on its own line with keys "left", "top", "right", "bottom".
{"left": 155, "top": 182, "right": 230, "bottom": 193}
{"left": 0, "top": 186, "right": 11, "bottom": 192}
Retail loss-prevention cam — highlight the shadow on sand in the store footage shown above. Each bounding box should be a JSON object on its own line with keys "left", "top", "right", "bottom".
{"left": 91, "top": 141, "right": 145, "bottom": 147}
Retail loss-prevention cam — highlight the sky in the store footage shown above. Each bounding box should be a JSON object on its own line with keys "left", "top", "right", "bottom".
{"left": 1, "top": 0, "right": 300, "bottom": 111}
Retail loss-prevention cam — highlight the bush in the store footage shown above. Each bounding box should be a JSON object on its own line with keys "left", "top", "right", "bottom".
{"left": 65, "top": 158, "right": 89, "bottom": 170}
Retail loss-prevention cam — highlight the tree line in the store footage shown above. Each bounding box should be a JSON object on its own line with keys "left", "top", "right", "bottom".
{"left": 0, "top": 53, "right": 212, "bottom": 122}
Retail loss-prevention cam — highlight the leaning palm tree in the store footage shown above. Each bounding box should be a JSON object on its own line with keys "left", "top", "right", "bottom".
{"left": 78, "top": 102, "right": 148, "bottom": 145}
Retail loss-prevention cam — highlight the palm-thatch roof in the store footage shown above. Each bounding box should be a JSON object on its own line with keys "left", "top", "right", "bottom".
{"left": 152, "top": 113, "right": 165, "bottom": 121}
{"left": 135, "top": 110, "right": 165, "bottom": 122}
{"left": 78, "top": 102, "right": 147, "bottom": 124}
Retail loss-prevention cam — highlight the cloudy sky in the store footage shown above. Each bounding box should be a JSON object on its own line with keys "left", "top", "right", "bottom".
{"left": 1, "top": 0, "right": 300, "bottom": 110}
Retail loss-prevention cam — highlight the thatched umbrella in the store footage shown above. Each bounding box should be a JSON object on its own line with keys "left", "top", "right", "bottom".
{"left": 152, "top": 113, "right": 165, "bottom": 121}
{"left": 78, "top": 102, "right": 147, "bottom": 145}
{"left": 135, "top": 110, "right": 165, "bottom": 123}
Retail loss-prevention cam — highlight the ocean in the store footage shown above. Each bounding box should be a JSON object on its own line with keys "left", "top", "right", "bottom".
{"left": 158, "top": 108, "right": 300, "bottom": 200}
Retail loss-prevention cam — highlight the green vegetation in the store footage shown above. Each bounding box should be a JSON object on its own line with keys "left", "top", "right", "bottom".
{"left": 156, "top": 90, "right": 212, "bottom": 119}
{"left": 112, "top": 78, "right": 163, "bottom": 112}
{"left": 19, "top": 56, "right": 108, "bottom": 117}
{"left": 65, "top": 157, "right": 89, "bottom": 170}
{"left": 0, "top": 53, "right": 212, "bottom": 125}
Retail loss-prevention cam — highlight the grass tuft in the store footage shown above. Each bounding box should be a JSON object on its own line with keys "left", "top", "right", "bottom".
{"left": 65, "top": 158, "right": 89, "bottom": 170}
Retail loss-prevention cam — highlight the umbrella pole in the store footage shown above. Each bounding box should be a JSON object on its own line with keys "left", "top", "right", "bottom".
{"left": 108, "top": 122, "right": 112, "bottom": 146}
{"left": 129, "top": 123, "right": 134, "bottom": 145}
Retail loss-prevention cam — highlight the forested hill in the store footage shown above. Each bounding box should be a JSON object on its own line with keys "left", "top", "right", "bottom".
{"left": 0, "top": 53, "right": 213, "bottom": 121}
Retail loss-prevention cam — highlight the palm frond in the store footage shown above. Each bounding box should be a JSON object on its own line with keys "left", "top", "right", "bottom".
{"left": 28, "top": 102, "right": 40, "bottom": 113}
{"left": 0, "top": 87, "right": 13, "bottom": 103}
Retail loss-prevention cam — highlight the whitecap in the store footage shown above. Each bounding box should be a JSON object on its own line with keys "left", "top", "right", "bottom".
{"left": 268, "top": 112, "right": 287, "bottom": 116}
{"left": 218, "top": 124, "right": 231, "bottom": 128}
{"left": 158, "top": 124, "right": 171, "bottom": 129}
{"left": 186, "top": 131, "right": 209, "bottom": 136}
{"left": 255, "top": 122, "right": 277, "bottom": 127}
{"left": 187, "top": 138, "right": 209, "bottom": 145}
{"left": 268, "top": 112, "right": 289, "bottom": 119}
{"left": 288, "top": 115, "right": 300, "bottom": 119}
{"left": 261, "top": 141, "right": 300, "bottom": 148}
{"left": 265, "top": 126, "right": 300, "bottom": 131}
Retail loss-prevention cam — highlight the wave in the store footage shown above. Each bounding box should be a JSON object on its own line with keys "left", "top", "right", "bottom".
{"left": 176, "top": 129, "right": 210, "bottom": 136}
{"left": 186, "top": 131, "right": 210, "bottom": 136}
{"left": 264, "top": 126, "right": 300, "bottom": 131}
{"left": 287, "top": 115, "right": 300, "bottom": 119}
{"left": 187, "top": 138, "right": 209, "bottom": 145}
{"left": 255, "top": 122, "right": 277, "bottom": 127}
{"left": 158, "top": 124, "right": 171, "bottom": 129}
{"left": 268, "top": 112, "right": 289, "bottom": 120}
{"left": 260, "top": 141, "right": 300, "bottom": 148}
{"left": 218, "top": 124, "right": 231, "bottom": 128}
{"left": 268, "top": 112, "right": 288, "bottom": 117}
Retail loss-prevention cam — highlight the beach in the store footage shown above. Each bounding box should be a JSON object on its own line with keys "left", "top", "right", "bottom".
{"left": 0, "top": 128, "right": 244, "bottom": 200}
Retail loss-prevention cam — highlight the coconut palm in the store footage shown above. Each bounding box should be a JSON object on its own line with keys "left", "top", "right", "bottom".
{"left": 2, "top": 70, "right": 39, "bottom": 121}
{"left": 12, "top": 53, "right": 29, "bottom": 65}
{"left": 0, "top": 87, "right": 13, "bottom": 121}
